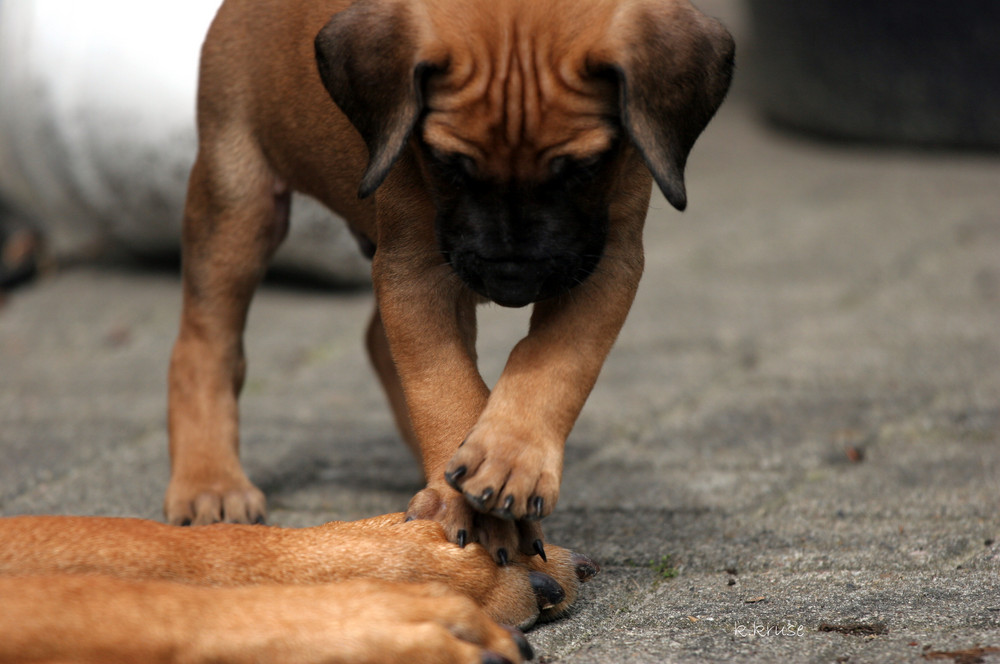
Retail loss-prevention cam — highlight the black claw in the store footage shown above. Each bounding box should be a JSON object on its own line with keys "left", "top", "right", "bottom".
{"left": 571, "top": 552, "right": 601, "bottom": 581}
{"left": 470, "top": 487, "right": 494, "bottom": 510}
{"left": 457, "top": 529, "right": 468, "bottom": 548}
{"left": 404, "top": 515, "right": 414, "bottom": 523}
{"left": 526, "top": 496, "right": 544, "bottom": 520}
{"left": 444, "top": 465, "right": 467, "bottom": 489}
{"left": 533, "top": 539, "right": 547, "bottom": 562}
{"left": 180, "top": 518, "right": 192, "bottom": 527}
{"left": 529, "top": 571, "right": 566, "bottom": 609}
{"left": 497, "top": 548, "right": 509, "bottom": 566}
{"left": 493, "top": 495, "right": 516, "bottom": 519}
{"left": 253, "top": 515, "right": 266, "bottom": 525}
{"left": 503, "top": 626, "right": 535, "bottom": 661}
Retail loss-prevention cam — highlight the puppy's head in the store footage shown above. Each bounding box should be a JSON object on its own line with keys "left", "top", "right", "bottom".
{"left": 316, "top": 0, "right": 734, "bottom": 307}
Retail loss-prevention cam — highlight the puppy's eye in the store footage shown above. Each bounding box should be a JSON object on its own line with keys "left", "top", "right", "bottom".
{"left": 549, "top": 155, "right": 571, "bottom": 177}
{"left": 549, "top": 153, "right": 605, "bottom": 180}
{"left": 430, "top": 149, "right": 478, "bottom": 179}
{"left": 452, "top": 153, "right": 478, "bottom": 178}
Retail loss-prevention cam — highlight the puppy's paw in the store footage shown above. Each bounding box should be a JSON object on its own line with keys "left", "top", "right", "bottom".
{"left": 406, "top": 485, "right": 474, "bottom": 544}
{"left": 164, "top": 474, "right": 266, "bottom": 526}
{"left": 406, "top": 486, "right": 544, "bottom": 564}
{"left": 444, "top": 420, "right": 562, "bottom": 522}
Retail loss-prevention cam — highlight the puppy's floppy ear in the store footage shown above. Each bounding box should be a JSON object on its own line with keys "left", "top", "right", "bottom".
{"left": 591, "top": 1, "right": 734, "bottom": 211}
{"left": 315, "top": 0, "right": 442, "bottom": 198}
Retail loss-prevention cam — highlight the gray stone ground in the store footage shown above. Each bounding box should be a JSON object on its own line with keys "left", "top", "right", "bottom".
{"left": 2, "top": 34, "right": 999, "bottom": 664}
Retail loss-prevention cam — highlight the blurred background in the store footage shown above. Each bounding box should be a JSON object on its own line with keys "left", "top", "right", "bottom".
{"left": 0, "top": 0, "right": 370, "bottom": 290}
{"left": 2, "top": 0, "right": 997, "bottom": 294}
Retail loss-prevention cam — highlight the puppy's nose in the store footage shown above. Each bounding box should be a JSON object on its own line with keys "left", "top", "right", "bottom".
{"left": 478, "top": 258, "right": 548, "bottom": 307}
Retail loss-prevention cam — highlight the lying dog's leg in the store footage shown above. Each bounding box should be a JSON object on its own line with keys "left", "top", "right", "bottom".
{"left": 0, "top": 513, "right": 598, "bottom": 627}
{"left": 165, "top": 143, "right": 289, "bottom": 526}
{"left": 0, "top": 576, "right": 532, "bottom": 663}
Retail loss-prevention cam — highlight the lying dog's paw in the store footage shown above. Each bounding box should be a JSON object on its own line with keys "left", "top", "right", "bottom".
{"left": 164, "top": 474, "right": 266, "bottom": 526}
{"left": 407, "top": 485, "right": 546, "bottom": 564}
{"left": 523, "top": 543, "right": 602, "bottom": 624}
{"left": 372, "top": 516, "right": 600, "bottom": 629}
{"left": 322, "top": 580, "right": 535, "bottom": 663}
{"left": 443, "top": 419, "right": 562, "bottom": 522}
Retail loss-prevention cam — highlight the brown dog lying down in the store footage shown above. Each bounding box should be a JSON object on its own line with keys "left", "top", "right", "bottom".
{"left": 0, "top": 513, "right": 597, "bottom": 663}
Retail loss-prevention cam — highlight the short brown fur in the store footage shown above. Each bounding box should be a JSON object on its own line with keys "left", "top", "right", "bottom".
{"left": 0, "top": 513, "right": 592, "bottom": 661}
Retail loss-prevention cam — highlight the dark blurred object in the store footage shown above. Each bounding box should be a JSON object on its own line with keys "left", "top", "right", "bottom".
{"left": 746, "top": 1, "right": 1000, "bottom": 149}
{"left": 0, "top": 212, "right": 42, "bottom": 291}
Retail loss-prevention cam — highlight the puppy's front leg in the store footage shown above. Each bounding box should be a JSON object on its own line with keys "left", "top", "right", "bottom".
{"left": 445, "top": 175, "right": 651, "bottom": 525}
{"left": 370, "top": 191, "right": 499, "bottom": 552}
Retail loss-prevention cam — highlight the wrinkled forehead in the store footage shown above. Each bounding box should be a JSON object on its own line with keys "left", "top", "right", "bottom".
{"left": 420, "top": 32, "right": 619, "bottom": 181}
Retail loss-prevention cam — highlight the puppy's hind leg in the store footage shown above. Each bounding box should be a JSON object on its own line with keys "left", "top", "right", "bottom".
{"left": 366, "top": 306, "right": 422, "bottom": 471}
{"left": 165, "top": 138, "right": 290, "bottom": 526}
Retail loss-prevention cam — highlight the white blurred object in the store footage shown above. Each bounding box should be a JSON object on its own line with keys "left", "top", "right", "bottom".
{"left": 0, "top": 0, "right": 369, "bottom": 284}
